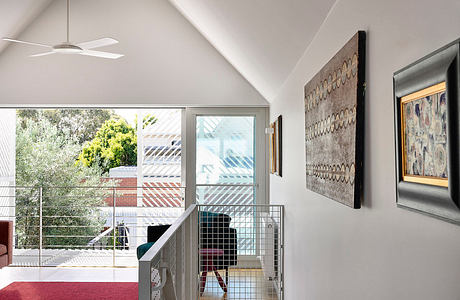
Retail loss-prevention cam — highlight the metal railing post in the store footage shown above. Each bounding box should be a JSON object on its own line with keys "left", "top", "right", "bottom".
{"left": 183, "top": 206, "right": 199, "bottom": 300}
{"left": 175, "top": 225, "right": 184, "bottom": 299}
{"left": 138, "top": 260, "right": 152, "bottom": 300}
{"left": 39, "top": 187, "right": 43, "bottom": 267}
{"left": 112, "top": 187, "right": 116, "bottom": 267}
{"left": 190, "top": 208, "right": 198, "bottom": 299}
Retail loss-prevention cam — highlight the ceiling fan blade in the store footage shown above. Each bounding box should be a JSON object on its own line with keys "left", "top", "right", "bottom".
{"left": 77, "top": 38, "right": 119, "bottom": 50}
{"left": 2, "top": 38, "right": 52, "bottom": 48}
{"left": 30, "top": 52, "right": 56, "bottom": 57}
{"left": 81, "top": 50, "right": 124, "bottom": 59}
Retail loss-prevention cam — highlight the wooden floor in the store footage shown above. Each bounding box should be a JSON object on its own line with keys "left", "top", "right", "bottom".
{"left": 200, "top": 269, "right": 279, "bottom": 300}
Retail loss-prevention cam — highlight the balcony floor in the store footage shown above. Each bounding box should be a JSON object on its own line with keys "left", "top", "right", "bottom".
{"left": 0, "top": 267, "right": 138, "bottom": 290}
{"left": 1, "top": 267, "right": 279, "bottom": 300}
{"left": 12, "top": 249, "right": 138, "bottom": 267}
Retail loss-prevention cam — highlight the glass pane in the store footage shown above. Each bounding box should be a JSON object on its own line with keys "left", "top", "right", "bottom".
{"left": 196, "top": 116, "right": 256, "bottom": 255}
{"left": 196, "top": 116, "right": 255, "bottom": 186}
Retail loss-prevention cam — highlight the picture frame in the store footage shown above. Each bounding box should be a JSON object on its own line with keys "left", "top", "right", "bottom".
{"left": 304, "top": 31, "right": 365, "bottom": 208}
{"left": 393, "top": 38, "right": 460, "bottom": 224}
{"left": 269, "top": 115, "right": 282, "bottom": 176}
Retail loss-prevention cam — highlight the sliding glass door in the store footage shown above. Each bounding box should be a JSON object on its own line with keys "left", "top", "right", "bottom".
{"left": 185, "top": 107, "right": 268, "bottom": 257}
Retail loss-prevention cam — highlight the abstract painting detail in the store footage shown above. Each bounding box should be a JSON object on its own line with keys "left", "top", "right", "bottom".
{"left": 402, "top": 83, "right": 448, "bottom": 185}
{"left": 304, "top": 31, "right": 365, "bottom": 208}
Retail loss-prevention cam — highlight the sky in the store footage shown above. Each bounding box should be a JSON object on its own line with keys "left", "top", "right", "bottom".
{"left": 114, "top": 109, "right": 136, "bottom": 126}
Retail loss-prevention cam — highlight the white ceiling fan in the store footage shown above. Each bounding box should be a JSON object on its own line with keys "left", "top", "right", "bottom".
{"left": 2, "top": 0, "right": 123, "bottom": 59}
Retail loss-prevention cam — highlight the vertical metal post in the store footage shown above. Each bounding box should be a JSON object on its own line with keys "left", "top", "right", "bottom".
{"left": 184, "top": 215, "right": 192, "bottom": 299}
{"left": 280, "top": 205, "right": 285, "bottom": 300}
{"left": 190, "top": 208, "right": 199, "bottom": 299}
{"left": 138, "top": 259, "right": 152, "bottom": 300}
{"left": 137, "top": 110, "right": 143, "bottom": 250}
{"left": 175, "top": 225, "right": 184, "bottom": 299}
{"left": 39, "top": 187, "right": 43, "bottom": 267}
{"left": 112, "top": 187, "right": 116, "bottom": 267}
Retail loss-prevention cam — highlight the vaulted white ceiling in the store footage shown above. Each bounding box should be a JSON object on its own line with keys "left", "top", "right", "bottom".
{"left": 0, "top": 0, "right": 336, "bottom": 103}
{"left": 0, "top": 0, "right": 267, "bottom": 106}
{"left": 168, "top": 0, "right": 337, "bottom": 100}
{"left": 0, "top": 0, "right": 52, "bottom": 53}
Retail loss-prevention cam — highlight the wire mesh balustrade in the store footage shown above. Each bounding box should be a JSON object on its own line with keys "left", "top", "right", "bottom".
{"left": 138, "top": 204, "right": 284, "bottom": 300}
{"left": 198, "top": 204, "right": 284, "bottom": 300}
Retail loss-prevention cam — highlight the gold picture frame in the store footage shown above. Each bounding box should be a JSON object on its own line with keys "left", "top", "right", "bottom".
{"left": 269, "top": 116, "right": 282, "bottom": 176}
{"left": 400, "top": 81, "right": 448, "bottom": 187}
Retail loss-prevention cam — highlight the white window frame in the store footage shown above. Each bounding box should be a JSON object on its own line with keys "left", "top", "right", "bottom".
{"left": 184, "top": 107, "right": 269, "bottom": 208}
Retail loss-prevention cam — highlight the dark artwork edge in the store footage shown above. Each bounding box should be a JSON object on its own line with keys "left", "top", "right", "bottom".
{"left": 277, "top": 115, "right": 282, "bottom": 177}
{"left": 354, "top": 31, "right": 366, "bottom": 208}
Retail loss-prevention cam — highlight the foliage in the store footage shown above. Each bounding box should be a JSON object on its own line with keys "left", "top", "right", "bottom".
{"left": 15, "top": 117, "right": 110, "bottom": 248}
{"left": 134, "top": 113, "right": 158, "bottom": 130}
{"left": 77, "top": 118, "right": 137, "bottom": 174}
{"left": 17, "top": 109, "right": 114, "bottom": 144}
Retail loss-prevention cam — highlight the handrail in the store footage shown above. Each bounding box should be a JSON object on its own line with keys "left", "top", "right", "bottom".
{"left": 197, "top": 204, "right": 282, "bottom": 207}
{"left": 0, "top": 184, "right": 261, "bottom": 189}
{"left": 87, "top": 226, "right": 113, "bottom": 247}
{"left": 196, "top": 183, "right": 256, "bottom": 187}
{"left": 139, "top": 204, "right": 196, "bottom": 262}
{"left": 139, "top": 203, "right": 198, "bottom": 299}
{"left": 0, "top": 185, "right": 186, "bottom": 189}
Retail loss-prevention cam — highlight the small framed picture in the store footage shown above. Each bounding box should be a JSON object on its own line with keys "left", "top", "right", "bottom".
{"left": 394, "top": 38, "right": 460, "bottom": 224}
{"left": 269, "top": 115, "right": 282, "bottom": 176}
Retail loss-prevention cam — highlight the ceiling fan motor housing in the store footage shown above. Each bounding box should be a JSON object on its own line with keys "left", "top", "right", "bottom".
{"left": 53, "top": 43, "right": 83, "bottom": 54}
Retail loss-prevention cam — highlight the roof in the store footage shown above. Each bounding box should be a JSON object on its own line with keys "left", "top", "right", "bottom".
{"left": 109, "top": 166, "right": 137, "bottom": 178}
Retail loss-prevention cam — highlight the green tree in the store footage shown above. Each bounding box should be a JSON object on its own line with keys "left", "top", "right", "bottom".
{"left": 15, "top": 117, "right": 109, "bottom": 248}
{"left": 134, "top": 113, "right": 158, "bottom": 130}
{"left": 78, "top": 118, "right": 137, "bottom": 174}
{"left": 17, "top": 109, "right": 114, "bottom": 144}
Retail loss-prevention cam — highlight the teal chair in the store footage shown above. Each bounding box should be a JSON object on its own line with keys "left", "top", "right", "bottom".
{"left": 137, "top": 225, "right": 171, "bottom": 259}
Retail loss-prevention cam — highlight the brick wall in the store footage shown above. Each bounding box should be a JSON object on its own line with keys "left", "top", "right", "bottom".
{"left": 102, "top": 177, "right": 137, "bottom": 207}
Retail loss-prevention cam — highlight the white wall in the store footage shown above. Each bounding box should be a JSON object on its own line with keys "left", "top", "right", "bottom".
{"left": 0, "top": 0, "right": 266, "bottom": 106}
{"left": 270, "top": 0, "right": 460, "bottom": 299}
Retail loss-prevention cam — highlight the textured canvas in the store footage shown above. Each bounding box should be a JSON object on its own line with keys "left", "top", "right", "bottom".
{"left": 403, "top": 90, "right": 448, "bottom": 178}
{"left": 304, "top": 32, "right": 365, "bottom": 208}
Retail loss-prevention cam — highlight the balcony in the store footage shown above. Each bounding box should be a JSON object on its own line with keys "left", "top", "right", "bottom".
{"left": 0, "top": 186, "right": 185, "bottom": 267}
{"left": 0, "top": 186, "right": 284, "bottom": 299}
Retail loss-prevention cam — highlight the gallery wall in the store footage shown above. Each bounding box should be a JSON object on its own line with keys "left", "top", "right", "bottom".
{"left": 0, "top": 0, "right": 266, "bottom": 106}
{"left": 269, "top": 0, "right": 460, "bottom": 299}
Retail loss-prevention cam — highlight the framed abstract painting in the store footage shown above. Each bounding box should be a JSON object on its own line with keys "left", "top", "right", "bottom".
{"left": 394, "top": 38, "right": 460, "bottom": 224}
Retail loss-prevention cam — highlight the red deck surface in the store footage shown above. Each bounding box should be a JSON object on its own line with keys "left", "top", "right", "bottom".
{"left": 0, "top": 282, "right": 138, "bottom": 300}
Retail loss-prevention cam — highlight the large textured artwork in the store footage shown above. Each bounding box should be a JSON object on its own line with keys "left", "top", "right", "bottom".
{"left": 304, "top": 31, "right": 365, "bottom": 208}
{"left": 401, "top": 83, "right": 448, "bottom": 186}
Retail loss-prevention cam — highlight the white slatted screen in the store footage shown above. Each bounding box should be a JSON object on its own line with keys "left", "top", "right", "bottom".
{"left": 138, "top": 109, "right": 184, "bottom": 209}
{"left": 0, "top": 110, "right": 16, "bottom": 221}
